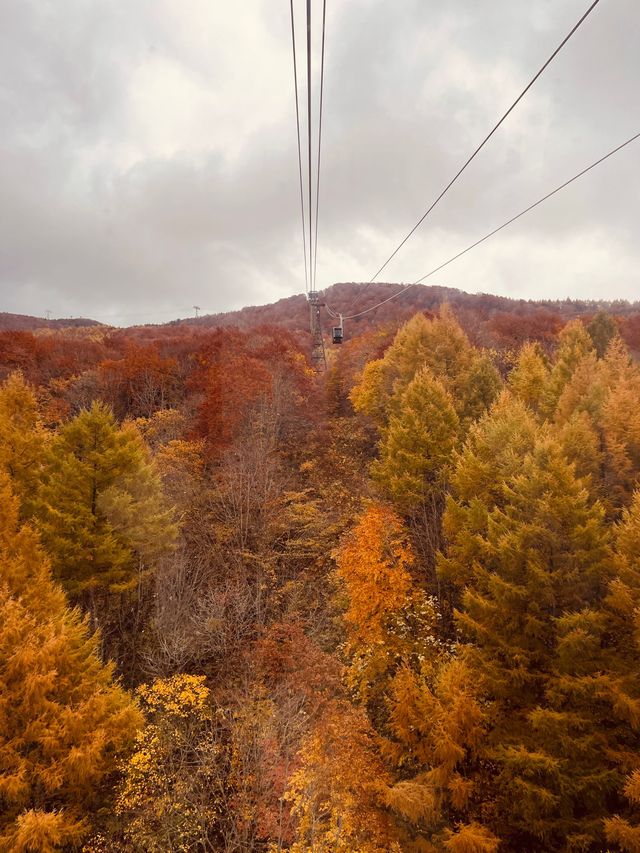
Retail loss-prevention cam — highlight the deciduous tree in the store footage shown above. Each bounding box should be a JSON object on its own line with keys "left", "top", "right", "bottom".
{"left": 372, "top": 369, "right": 459, "bottom": 517}
{"left": 114, "top": 674, "right": 229, "bottom": 852}
{"left": 287, "top": 703, "right": 398, "bottom": 853}
{"left": 438, "top": 391, "right": 538, "bottom": 595}
{"left": 335, "top": 503, "right": 438, "bottom": 705}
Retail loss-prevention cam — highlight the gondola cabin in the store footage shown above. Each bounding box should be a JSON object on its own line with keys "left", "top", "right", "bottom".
{"left": 331, "top": 325, "right": 344, "bottom": 344}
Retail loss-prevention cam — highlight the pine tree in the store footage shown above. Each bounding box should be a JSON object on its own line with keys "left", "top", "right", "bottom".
{"left": 34, "top": 402, "right": 176, "bottom": 597}
{"left": 0, "top": 475, "right": 141, "bottom": 852}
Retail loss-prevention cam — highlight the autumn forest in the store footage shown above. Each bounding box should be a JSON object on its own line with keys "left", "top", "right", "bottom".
{"left": 4, "top": 289, "right": 640, "bottom": 853}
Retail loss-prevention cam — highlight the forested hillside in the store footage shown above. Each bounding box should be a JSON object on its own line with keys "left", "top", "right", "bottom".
{"left": 185, "top": 283, "right": 640, "bottom": 348}
{"left": 3, "top": 301, "right": 640, "bottom": 852}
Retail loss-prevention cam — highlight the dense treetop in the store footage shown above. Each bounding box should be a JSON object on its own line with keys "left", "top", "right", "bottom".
{"left": 2, "top": 296, "right": 640, "bottom": 851}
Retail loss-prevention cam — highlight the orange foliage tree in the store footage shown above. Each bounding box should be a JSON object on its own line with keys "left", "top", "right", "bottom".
{"left": 99, "top": 343, "right": 179, "bottom": 419}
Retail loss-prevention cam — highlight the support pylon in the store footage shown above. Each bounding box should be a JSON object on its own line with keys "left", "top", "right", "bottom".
{"left": 307, "top": 291, "right": 326, "bottom": 369}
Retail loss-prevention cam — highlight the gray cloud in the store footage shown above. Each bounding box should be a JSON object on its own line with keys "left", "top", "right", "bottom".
{"left": 0, "top": 0, "right": 638, "bottom": 325}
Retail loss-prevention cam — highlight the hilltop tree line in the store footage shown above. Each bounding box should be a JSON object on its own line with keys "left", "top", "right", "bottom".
{"left": 2, "top": 306, "right": 640, "bottom": 851}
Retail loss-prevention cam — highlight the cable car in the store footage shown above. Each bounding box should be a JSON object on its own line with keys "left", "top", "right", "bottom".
{"left": 332, "top": 318, "right": 344, "bottom": 344}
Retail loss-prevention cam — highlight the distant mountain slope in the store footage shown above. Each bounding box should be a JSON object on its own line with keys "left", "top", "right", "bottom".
{"left": 4, "top": 283, "right": 638, "bottom": 340}
{"left": 0, "top": 312, "right": 101, "bottom": 331}
{"left": 167, "top": 282, "right": 639, "bottom": 337}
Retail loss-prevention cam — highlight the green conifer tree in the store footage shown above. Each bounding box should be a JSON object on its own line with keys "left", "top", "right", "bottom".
{"left": 438, "top": 391, "right": 539, "bottom": 594}
{"left": 34, "top": 402, "right": 176, "bottom": 597}
{"left": 455, "top": 436, "right": 614, "bottom": 849}
{"left": 372, "top": 368, "right": 459, "bottom": 516}
{"left": 587, "top": 311, "right": 618, "bottom": 359}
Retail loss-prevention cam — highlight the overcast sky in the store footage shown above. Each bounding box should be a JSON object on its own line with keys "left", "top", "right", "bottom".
{"left": 0, "top": 0, "right": 638, "bottom": 325}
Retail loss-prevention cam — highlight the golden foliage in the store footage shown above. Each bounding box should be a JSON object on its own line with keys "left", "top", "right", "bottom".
{"left": 372, "top": 368, "right": 459, "bottom": 513}
{"left": 34, "top": 402, "right": 177, "bottom": 595}
{"left": 0, "top": 475, "right": 141, "bottom": 852}
{"left": 442, "top": 822, "right": 500, "bottom": 853}
{"left": 0, "top": 371, "right": 46, "bottom": 512}
{"left": 335, "top": 504, "right": 439, "bottom": 701}
{"left": 115, "top": 674, "right": 227, "bottom": 852}
{"left": 604, "top": 771, "right": 640, "bottom": 852}
{"left": 384, "top": 780, "right": 437, "bottom": 824}
{"left": 286, "top": 703, "right": 397, "bottom": 853}
{"left": 336, "top": 503, "right": 414, "bottom": 650}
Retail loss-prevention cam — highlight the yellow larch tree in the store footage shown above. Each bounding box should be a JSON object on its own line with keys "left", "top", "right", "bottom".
{"left": 455, "top": 435, "right": 615, "bottom": 849}
{"left": 334, "top": 503, "right": 438, "bottom": 706}
{"left": 349, "top": 358, "right": 388, "bottom": 428}
{"left": 438, "top": 391, "right": 539, "bottom": 595}
{"left": 383, "top": 657, "right": 494, "bottom": 852}
{"left": 542, "top": 319, "right": 595, "bottom": 418}
{"left": 601, "top": 368, "right": 640, "bottom": 508}
{"left": 34, "top": 402, "right": 176, "bottom": 598}
{"left": 605, "top": 770, "right": 640, "bottom": 852}
{"left": 550, "top": 334, "right": 640, "bottom": 512}
{"left": 372, "top": 368, "right": 460, "bottom": 517}
{"left": 286, "top": 702, "right": 399, "bottom": 853}
{"left": 350, "top": 308, "right": 500, "bottom": 433}
{"left": 598, "top": 491, "right": 640, "bottom": 846}
{"left": 0, "top": 371, "right": 46, "bottom": 514}
{"left": 0, "top": 475, "right": 141, "bottom": 853}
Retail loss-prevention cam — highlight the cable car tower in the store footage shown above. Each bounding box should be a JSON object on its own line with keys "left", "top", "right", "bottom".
{"left": 308, "top": 290, "right": 326, "bottom": 368}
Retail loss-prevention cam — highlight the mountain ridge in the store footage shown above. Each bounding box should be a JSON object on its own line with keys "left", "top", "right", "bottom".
{"left": 2, "top": 283, "right": 639, "bottom": 333}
